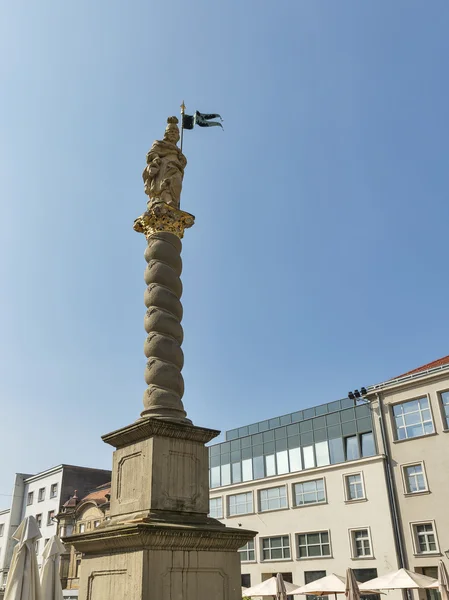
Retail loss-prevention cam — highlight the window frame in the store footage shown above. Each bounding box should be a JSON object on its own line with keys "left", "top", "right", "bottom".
{"left": 26, "top": 491, "right": 34, "bottom": 506}
{"left": 438, "top": 389, "right": 449, "bottom": 430}
{"left": 37, "top": 487, "right": 45, "bottom": 502}
{"left": 238, "top": 540, "right": 256, "bottom": 563}
{"left": 344, "top": 472, "right": 366, "bottom": 502}
{"left": 349, "top": 527, "right": 374, "bottom": 559}
{"left": 209, "top": 497, "right": 223, "bottom": 519}
{"left": 296, "top": 530, "right": 332, "bottom": 560}
{"left": 227, "top": 491, "right": 254, "bottom": 517}
{"left": 50, "top": 483, "right": 58, "bottom": 499}
{"left": 35, "top": 513, "right": 42, "bottom": 528}
{"left": 410, "top": 521, "right": 440, "bottom": 555}
{"left": 391, "top": 395, "right": 435, "bottom": 442}
{"left": 292, "top": 478, "right": 327, "bottom": 508}
{"left": 258, "top": 485, "right": 288, "bottom": 513}
{"left": 47, "top": 510, "right": 55, "bottom": 526}
{"left": 260, "top": 534, "right": 291, "bottom": 562}
{"left": 401, "top": 461, "right": 429, "bottom": 496}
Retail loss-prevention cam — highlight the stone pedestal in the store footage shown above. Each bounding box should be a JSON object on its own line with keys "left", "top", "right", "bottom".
{"left": 70, "top": 419, "right": 254, "bottom": 600}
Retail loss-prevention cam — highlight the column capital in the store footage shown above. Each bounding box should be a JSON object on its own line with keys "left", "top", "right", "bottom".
{"left": 134, "top": 202, "right": 194, "bottom": 240}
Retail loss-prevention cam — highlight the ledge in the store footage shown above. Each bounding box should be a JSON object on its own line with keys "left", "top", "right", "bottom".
{"left": 102, "top": 417, "right": 220, "bottom": 448}
{"left": 392, "top": 432, "right": 438, "bottom": 445}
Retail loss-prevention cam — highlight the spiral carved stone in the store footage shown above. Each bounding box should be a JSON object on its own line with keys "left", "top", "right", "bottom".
{"left": 141, "top": 231, "right": 191, "bottom": 424}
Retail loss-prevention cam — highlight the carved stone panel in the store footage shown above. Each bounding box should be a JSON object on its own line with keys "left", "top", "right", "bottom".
{"left": 87, "top": 569, "right": 128, "bottom": 600}
{"left": 116, "top": 451, "right": 142, "bottom": 505}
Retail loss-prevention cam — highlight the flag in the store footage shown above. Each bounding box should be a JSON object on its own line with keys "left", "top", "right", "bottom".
{"left": 182, "top": 111, "right": 223, "bottom": 130}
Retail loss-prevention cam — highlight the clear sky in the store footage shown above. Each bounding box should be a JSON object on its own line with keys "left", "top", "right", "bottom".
{"left": 1, "top": 0, "right": 448, "bottom": 504}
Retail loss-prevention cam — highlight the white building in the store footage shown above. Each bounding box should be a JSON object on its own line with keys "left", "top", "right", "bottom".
{"left": 0, "top": 464, "right": 110, "bottom": 594}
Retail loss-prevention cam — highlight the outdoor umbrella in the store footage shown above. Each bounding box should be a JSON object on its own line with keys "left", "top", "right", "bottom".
{"left": 243, "top": 575, "right": 300, "bottom": 597}
{"left": 345, "top": 569, "right": 360, "bottom": 600}
{"left": 438, "top": 560, "right": 449, "bottom": 600}
{"left": 359, "top": 568, "right": 438, "bottom": 591}
{"left": 291, "top": 573, "right": 379, "bottom": 599}
{"left": 4, "top": 515, "right": 42, "bottom": 600}
{"left": 40, "top": 536, "right": 66, "bottom": 600}
{"left": 276, "top": 573, "right": 287, "bottom": 600}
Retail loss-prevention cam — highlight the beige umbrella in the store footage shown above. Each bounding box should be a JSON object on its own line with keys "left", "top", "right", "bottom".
{"left": 276, "top": 573, "right": 287, "bottom": 600}
{"left": 359, "top": 568, "right": 437, "bottom": 591}
{"left": 345, "top": 569, "right": 360, "bottom": 600}
{"left": 291, "top": 573, "right": 379, "bottom": 599}
{"left": 243, "top": 576, "right": 300, "bottom": 597}
{"left": 4, "top": 516, "right": 42, "bottom": 600}
{"left": 438, "top": 560, "right": 449, "bottom": 600}
{"left": 40, "top": 536, "right": 66, "bottom": 600}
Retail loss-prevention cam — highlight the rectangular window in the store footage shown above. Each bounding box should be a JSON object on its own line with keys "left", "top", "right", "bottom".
{"left": 228, "top": 492, "right": 253, "bottom": 516}
{"left": 35, "top": 514, "right": 42, "bottom": 528}
{"left": 253, "top": 455, "right": 265, "bottom": 479}
{"left": 242, "top": 459, "right": 253, "bottom": 482}
{"left": 210, "top": 466, "right": 221, "bottom": 488}
{"left": 361, "top": 432, "right": 376, "bottom": 457}
{"left": 50, "top": 483, "right": 58, "bottom": 498}
{"left": 76, "top": 559, "right": 81, "bottom": 578}
{"left": 345, "top": 473, "right": 365, "bottom": 501}
{"left": 315, "top": 442, "right": 330, "bottom": 467}
{"left": 303, "top": 446, "right": 315, "bottom": 469}
{"left": 27, "top": 491, "right": 34, "bottom": 506}
{"left": 298, "top": 531, "right": 331, "bottom": 558}
{"left": 221, "top": 464, "right": 231, "bottom": 486}
{"left": 232, "top": 462, "right": 242, "bottom": 484}
{"left": 440, "top": 391, "right": 449, "bottom": 428}
{"left": 0, "top": 524, "right": 4, "bottom": 536}
{"left": 259, "top": 486, "right": 287, "bottom": 512}
{"left": 345, "top": 436, "right": 360, "bottom": 460}
{"left": 209, "top": 497, "right": 223, "bottom": 519}
{"left": 242, "top": 574, "right": 251, "bottom": 588}
{"left": 413, "top": 522, "right": 438, "bottom": 554}
{"left": 262, "top": 536, "right": 291, "bottom": 560}
{"left": 293, "top": 479, "right": 325, "bottom": 506}
{"left": 265, "top": 454, "right": 276, "bottom": 477}
{"left": 329, "top": 437, "right": 345, "bottom": 464}
{"left": 79, "top": 523, "right": 85, "bottom": 533}
{"left": 276, "top": 450, "right": 289, "bottom": 474}
{"left": 288, "top": 447, "right": 302, "bottom": 472}
{"left": 393, "top": 398, "right": 434, "bottom": 440}
{"left": 94, "top": 521, "right": 100, "bottom": 528}
{"left": 239, "top": 540, "right": 255, "bottom": 562}
{"left": 38, "top": 488, "right": 45, "bottom": 502}
{"left": 47, "top": 511, "right": 55, "bottom": 526}
{"left": 351, "top": 529, "right": 372, "bottom": 557}
{"left": 403, "top": 463, "right": 427, "bottom": 493}
{"left": 304, "top": 570, "right": 327, "bottom": 600}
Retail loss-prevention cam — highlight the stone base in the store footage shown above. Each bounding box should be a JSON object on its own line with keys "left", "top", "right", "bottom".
{"left": 70, "top": 521, "right": 254, "bottom": 600}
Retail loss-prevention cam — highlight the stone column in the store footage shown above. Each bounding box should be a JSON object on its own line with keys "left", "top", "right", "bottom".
{"left": 68, "top": 123, "right": 256, "bottom": 599}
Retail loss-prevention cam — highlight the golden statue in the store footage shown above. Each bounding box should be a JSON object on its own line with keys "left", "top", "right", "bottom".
{"left": 142, "top": 116, "right": 187, "bottom": 209}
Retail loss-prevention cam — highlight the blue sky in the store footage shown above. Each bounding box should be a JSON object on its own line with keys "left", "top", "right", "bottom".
{"left": 1, "top": 0, "right": 448, "bottom": 503}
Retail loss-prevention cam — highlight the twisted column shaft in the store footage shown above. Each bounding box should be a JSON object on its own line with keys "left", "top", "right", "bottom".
{"left": 141, "top": 231, "right": 191, "bottom": 423}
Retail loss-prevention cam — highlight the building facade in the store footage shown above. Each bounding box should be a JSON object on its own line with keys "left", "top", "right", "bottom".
{"left": 0, "top": 464, "right": 111, "bottom": 595}
{"left": 367, "top": 355, "right": 449, "bottom": 594}
{"left": 208, "top": 399, "right": 402, "bottom": 596}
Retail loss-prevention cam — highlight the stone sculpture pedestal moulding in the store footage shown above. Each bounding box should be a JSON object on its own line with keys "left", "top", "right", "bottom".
{"left": 68, "top": 117, "right": 256, "bottom": 600}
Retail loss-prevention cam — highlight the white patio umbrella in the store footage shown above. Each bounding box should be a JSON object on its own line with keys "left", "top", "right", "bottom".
{"left": 40, "top": 536, "right": 66, "bottom": 600}
{"left": 243, "top": 575, "right": 300, "bottom": 597}
{"left": 276, "top": 573, "right": 288, "bottom": 600}
{"left": 291, "top": 573, "right": 379, "bottom": 599}
{"left": 4, "top": 515, "right": 42, "bottom": 600}
{"left": 345, "top": 569, "right": 360, "bottom": 600}
{"left": 359, "top": 568, "right": 438, "bottom": 591}
{"left": 438, "top": 560, "right": 449, "bottom": 600}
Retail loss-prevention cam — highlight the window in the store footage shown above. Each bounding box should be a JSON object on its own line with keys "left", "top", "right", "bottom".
{"left": 297, "top": 531, "right": 331, "bottom": 558}
{"left": 393, "top": 398, "right": 434, "bottom": 440}
{"left": 239, "top": 540, "right": 255, "bottom": 562}
{"left": 75, "top": 559, "right": 81, "bottom": 578}
{"left": 262, "top": 536, "right": 291, "bottom": 560}
{"left": 345, "top": 436, "right": 360, "bottom": 460}
{"left": 440, "top": 391, "right": 449, "bottom": 428}
{"left": 79, "top": 523, "right": 85, "bottom": 533}
{"left": 27, "top": 491, "right": 34, "bottom": 506}
{"left": 35, "top": 514, "right": 42, "bottom": 528}
{"left": 38, "top": 488, "right": 45, "bottom": 502}
{"left": 259, "top": 486, "right": 287, "bottom": 512}
{"left": 413, "top": 522, "right": 438, "bottom": 554}
{"left": 315, "top": 442, "right": 330, "bottom": 467}
{"left": 304, "top": 571, "right": 327, "bottom": 600}
{"left": 228, "top": 492, "right": 253, "bottom": 516}
{"left": 345, "top": 473, "right": 365, "bottom": 501}
{"left": 303, "top": 446, "right": 315, "bottom": 469}
{"left": 241, "top": 574, "right": 251, "bottom": 589}
{"left": 210, "top": 466, "right": 221, "bottom": 488}
{"left": 353, "top": 569, "right": 379, "bottom": 600}
{"left": 209, "top": 497, "right": 223, "bottom": 519}
{"left": 361, "top": 433, "right": 376, "bottom": 457}
{"left": 50, "top": 484, "right": 58, "bottom": 498}
{"left": 94, "top": 521, "right": 100, "bottom": 528}
{"left": 350, "top": 529, "right": 372, "bottom": 557}
{"left": 47, "top": 511, "right": 55, "bottom": 526}
{"left": 293, "top": 479, "right": 325, "bottom": 506}
{"left": 403, "top": 463, "right": 427, "bottom": 494}
{"left": 0, "top": 524, "right": 4, "bottom": 537}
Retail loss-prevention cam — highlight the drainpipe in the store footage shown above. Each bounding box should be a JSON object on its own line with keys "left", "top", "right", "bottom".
{"left": 375, "top": 392, "right": 410, "bottom": 600}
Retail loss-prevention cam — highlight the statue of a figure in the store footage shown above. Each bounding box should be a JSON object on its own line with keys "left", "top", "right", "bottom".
{"left": 142, "top": 116, "right": 187, "bottom": 209}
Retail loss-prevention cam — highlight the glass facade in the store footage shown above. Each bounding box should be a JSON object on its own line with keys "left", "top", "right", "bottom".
{"left": 209, "top": 400, "right": 376, "bottom": 488}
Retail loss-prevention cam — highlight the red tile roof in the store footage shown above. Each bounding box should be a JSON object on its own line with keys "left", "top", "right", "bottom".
{"left": 394, "top": 355, "right": 449, "bottom": 379}
{"left": 80, "top": 483, "right": 111, "bottom": 506}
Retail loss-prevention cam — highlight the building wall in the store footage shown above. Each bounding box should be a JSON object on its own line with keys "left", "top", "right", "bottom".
{"left": 370, "top": 369, "right": 449, "bottom": 584}
{"left": 212, "top": 454, "right": 401, "bottom": 597}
